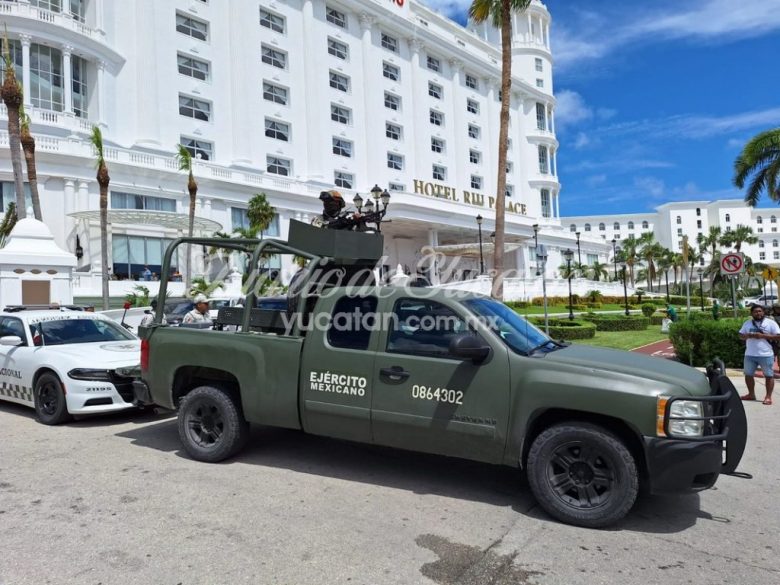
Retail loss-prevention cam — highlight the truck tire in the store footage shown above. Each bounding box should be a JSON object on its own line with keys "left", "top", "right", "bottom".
{"left": 177, "top": 385, "right": 249, "bottom": 463}
{"left": 34, "top": 372, "right": 73, "bottom": 425}
{"left": 526, "top": 422, "right": 638, "bottom": 528}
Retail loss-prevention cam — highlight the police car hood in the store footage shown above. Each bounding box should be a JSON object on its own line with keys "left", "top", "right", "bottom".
{"left": 544, "top": 344, "right": 710, "bottom": 396}
{"left": 42, "top": 340, "right": 141, "bottom": 367}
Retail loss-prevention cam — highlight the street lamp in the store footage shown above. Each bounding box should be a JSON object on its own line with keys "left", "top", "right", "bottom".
{"left": 611, "top": 238, "right": 618, "bottom": 281}
{"left": 575, "top": 231, "right": 582, "bottom": 265}
{"left": 476, "top": 214, "right": 485, "bottom": 275}
{"left": 665, "top": 270, "right": 670, "bottom": 303}
{"left": 564, "top": 248, "right": 575, "bottom": 321}
{"left": 619, "top": 252, "right": 630, "bottom": 316}
{"left": 532, "top": 224, "right": 540, "bottom": 276}
{"left": 353, "top": 193, "right": 363, "bottom": 212}
{"left": 370, "top": 184, "right": 382, "bottom": 202}
{"left": 697, "top": 268, "right": 705, "bottom": 311}
{"left": 75, "top": 235, "right": 83, "bottom": 261}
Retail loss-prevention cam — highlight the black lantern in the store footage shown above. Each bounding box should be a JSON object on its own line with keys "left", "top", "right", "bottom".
{"left": 476, "top": 215, "right": 484, "bottom": 275}
{"left": 563, "top": 248, "right": 575, "bottom": 320}
{"left": 353, "top": 193, "right": 363, "bottom": 212}
{"left": 611, "top": 238, "right": 618, "bottom": 281}
{"left": 381, "top": 189, "right": 391, "bottom": 208}
{"left": 75, "top": 235, "right": 83, "bottom": 261}
{"left": 371, "top": 184, "right": 382, "bottom": 202}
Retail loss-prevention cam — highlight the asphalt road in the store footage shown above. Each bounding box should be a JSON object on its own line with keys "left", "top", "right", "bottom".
{"left": 1, "top": 382, "right": 778, "bottom": 585}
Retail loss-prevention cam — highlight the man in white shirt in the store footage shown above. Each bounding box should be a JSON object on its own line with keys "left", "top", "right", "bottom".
{"left": 739, "top": 304, "right": 780, "bottom": 405}
{"left": 182, "top": 294, "right": 210, "bottom": 325}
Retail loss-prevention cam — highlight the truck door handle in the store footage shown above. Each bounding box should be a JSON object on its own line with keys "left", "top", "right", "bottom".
{"left": 380, "top": 366, "right": 410, "bottom": 382}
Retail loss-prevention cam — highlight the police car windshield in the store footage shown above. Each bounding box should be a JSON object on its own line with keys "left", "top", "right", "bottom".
{"left": 35, "top": 317, "right": 135, "bottom": 346}
{"left": 463, "top": 298, "right": 550, "bottom": 355}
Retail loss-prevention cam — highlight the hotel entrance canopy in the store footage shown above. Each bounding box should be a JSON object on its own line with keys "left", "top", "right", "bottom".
{"left": 68, "top": 210, "right": 223, "bottom": 233}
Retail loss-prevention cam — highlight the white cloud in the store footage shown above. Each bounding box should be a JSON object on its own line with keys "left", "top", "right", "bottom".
{"left": 419, "top": 0, "right": 472, "bottom": 20}
{"left": 585, "top": 174, "right": 607, "bottom": 187}
{"left": 574, "top": 132, "right": 590, "bottom": 149}
{"left": 634, "top": 177, "right": 666, "bottom": 198}
{"left": 597, "top": 108, "right": 617, "bottom": 121}
{"left": 554, "top": 90, "right": 593, "bottom": 130}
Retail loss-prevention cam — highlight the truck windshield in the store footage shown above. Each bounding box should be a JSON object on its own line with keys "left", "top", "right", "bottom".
{"left": 463, "top": 298, "right": 552, "bottom": 355}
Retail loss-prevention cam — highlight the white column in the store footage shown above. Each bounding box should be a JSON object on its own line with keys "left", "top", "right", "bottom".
{"left": 62, "top": 45, "right": 73, "bottom": 114}
{"left": 20, "top": 34, "right": 31, "bottom": 108}
{"left": 527, "top": 14, "right": 532, "bottom": 42}
{"left": 64, "top": 179, "right": 76, "bottom": 214}
{"left": 301, "top": 0, "right": 325, "bottom": 180}
{"left": 94, "top": 0, "right": 105, "bottom": 33}
{"left": 545, "top": 23, "right": 550, "bottom": 48}
{"left": 77, "top": 180, "right": 90, "bottom": 211}
{"left": 483, "top": 77, "right": 499, "bottom": 198}
{"left": 96, "top": 60, "right": 106, "bottom": 127}
{"left": 449, "top": 59, "right": 468, "bottom": 193}
{"left": 360, "top": 13, "right": 379, "bottom": 186}
{"left": 408, "top": 38, "right": 426, "bottom": 179}
{"left": 555, "top": 192, "right": 560, "bottom": 218}
{"left": 229, "top": 8, "right": 251, "bottom": 166}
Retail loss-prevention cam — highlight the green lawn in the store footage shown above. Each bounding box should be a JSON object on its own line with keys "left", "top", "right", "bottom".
{"left": 514, "top": 303, "right": 634, "bottom": 315}
{"left": 574, "top": 325, "right": 669, "bottom": 351}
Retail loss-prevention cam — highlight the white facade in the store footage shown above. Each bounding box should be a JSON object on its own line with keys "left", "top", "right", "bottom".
{"left": 1, "top": 0, "right": 609, "bottom": 292}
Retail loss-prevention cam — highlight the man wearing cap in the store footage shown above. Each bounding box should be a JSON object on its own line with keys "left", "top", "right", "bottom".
{"left": 182, "top": 294, "right": 210, "bottom": 325}
{"left": 140, "top": 299, "right": 167, "bottom": 327}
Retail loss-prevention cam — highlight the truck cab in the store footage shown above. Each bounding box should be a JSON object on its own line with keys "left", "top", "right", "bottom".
{"left": 135, "top": 221, "right": 747, "bottom": 528}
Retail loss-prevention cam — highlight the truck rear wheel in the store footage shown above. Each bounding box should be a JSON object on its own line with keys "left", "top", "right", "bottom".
{"left": 527, "top": 422, "right": 638, "bottom": 528}
{"left": 177, "top": 386, "right": 249, "bottom": 462}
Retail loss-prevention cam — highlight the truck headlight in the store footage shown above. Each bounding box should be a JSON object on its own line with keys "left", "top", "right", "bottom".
{"left": 68, "top": 368, "right": 112, "bottom": 381}
{"left": 668, "top": 400, "right": 704, "bottom": 437}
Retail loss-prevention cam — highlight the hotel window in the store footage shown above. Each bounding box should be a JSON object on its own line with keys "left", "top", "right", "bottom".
{"left": 332, "top": 137, "right": 353, "bottom": 157}
{"left": 757, "top": 216, "right": 763, "bottom": 224}
{"left": 265, "top": 118, "right": 290, "bottom": 141}
{"left": 506, "top": 161, "right": 513, "bottom": 173}
{"left": 72, "top": 55, "right": 88, "bottom": 118}
{"left": 536, "top": 102, "right": 546, "bottom": 131}
{"left": 178, "top": 95, "right": 211, "bottom": 121}
{"left": 263, "top": 82, "right": 288, "bottom": 105}
{"left": 0, "top": 182, "right": 32, "bottom": 211}
{"left": 111, "top": 192, "right": 176, "bottom": 212}
{"left": 677, "top": 228, "right": 683, "bottom": 236}
{"left": 760, "top": 252, "right": 766, "bottom": 260}
{"left": 426, "top": 55, "right": 441, "bottom": 72}
{"left": 507, "top": 138, "right": 512, "bottom": 149}
{"left": 468, "top": 124, "right": 480, "bottom": 139}
{"left": 538, "top": 145, "right": 549, "bottom": 174}
{"left": 231, "top": 208, "right": 280, "bottom": 237}
{"left": 541, "top": 189, "right": 551, "bottom": 218}
{"left": 176, "top": 13, "right": 208, "bottom": 41}
{"left": 471, "top": 175, "right": 483, "bottom": 190}
{"left": 331, "top": 104, "right": 351, "bottom": 125}
{"left": 431, "top": 137, "right": 444, "bottom": 153}
{"left": 259, "top": 8, "right": 285, "bottom": 33}
{"left": 334, "top": 171, "right": 353, "bottom": 189}
{"left": 266, "top": 156, "right": 291, "bottom": 176}
{"left": 570, "top": 224, "right": 577, "bottom": 232}
{"left": 465, "top": 74, "right": 478, "bottom": 89}
{"left": 599, "top": 223, "right": 605, "bottom": 231}
{"left": 180, "top": 136, "right": 213, "bottom": 161}
{"left": 432, "top": 165, "right": 446, "bottom": 181}
{"left": 469, "top": 149, "right": 481, "bottom": 164}
{"left": 775, "top": 252, "right": 779, "bottom": 260}
{"left": 536, "top": 78, "right": 543, "bottom": 88}
{"left": 535, "top": 57, "right": 543, "bottom": 72}
{"left": 584, "top": 223, "right": 591, "bottom": 232}
{"left": 505, "top": 185, "right": 514, "bottom": 198}
{"left": 428, "top": 82, "right": 443, "bottom": 99}
{"left": 758, "top": 227, "right": 764, "bottom": 233}
{"left": 642, "top": 221, "right": 649, "bottom": 229}
{"left": 329, "top": 71, "right": 350, "bottom": 92}
{"left": 613, "top": 222, "right": 620, "bottom": 230}
{"left": 29, "top": 45, "right": 63, "bottom": 112}
{"left": 328, "top": 38, "right": 349, "bottom": 60}
{"left": 759, "top": 240, "right": 765, "bottom": 248}
{"left": 385, "top": 122, "right": 401, "bottom": 140}
{"left": 627, "top": 221, "right": 634, "bottom": 230}
{"left": 725, "top": 214, "right": 731, "bottom": 222}
{"left": 467, "top": 99, "right": 479, "bottom": 114}
{"left": 774, "top": 227, "right": 778, "bottom": 233}
{"left": 262, "top": 45, "right": 287, "bottom": 69}
{"left": 697, "top": 220, "right": 702, "bottom": 228}
{"left": 389, "top": 183, "right": 405, "bottom": 191}
{"left": 696, "top": 208, "right": 701, "bottom": 216}
{"left": 383, "top": 62, "right": 400, "bottom": 81}
{"left": 326, "top": 7, "right": 347, "bottom": 28}
{"left": 429, "top": 109, "right": 443, "bottom": 126}
{"left": 387, "top": 152, "right": 404, "bottom": 170}
{"left": 774, "top": 240, "right": 778, "bottom": 248}
{"left": 384, "top": 92, "right": 400, "bottom": 111}
{"left": 676, "top": 215, "right": 681, "bottom": 224}
{"left": 381, "top": 33, "right": 398, "bottom": 53}
{"left": 178, "top": 54, "right": 210, "bottom": 82}
{"left": 772, "top": 216, "right": 777, "bottom": 223}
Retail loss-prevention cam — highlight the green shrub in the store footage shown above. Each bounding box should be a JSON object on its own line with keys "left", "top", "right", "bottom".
{"left": 650, "top": 313, "right": 666, "bottom": 325}
{"left": 585, "top": 290, "right": 604, "bottom": 303}
{"left": 529, "top": 318, "right": 597, "bottom": 340}
{"left": 581, "top": 314, "right": 650, "bottom": 331}
{"left": 640, "top": 303, "right": 656, "bottom": 317}
{"left": 585, "top": 302, "right": 602, "bottom": 309}
{"left": 506, "top": 300, "right": 530, "bottom": 309}
{"left": 669, "top": 318, "right": 744, "bottom": 367}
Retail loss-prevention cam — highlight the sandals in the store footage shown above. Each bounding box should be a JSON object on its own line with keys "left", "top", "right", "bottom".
{"left": 741, "top": 394, "right": 757, "bottom": 401}
{"left": 763, "top": 398, "right": 773, "bottom": 405}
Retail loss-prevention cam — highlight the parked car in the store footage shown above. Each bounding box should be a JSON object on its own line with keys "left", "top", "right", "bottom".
{"left": 0, "top": 310, "right": 140, "bottom": 424}
{"left": 742, "top": 294, "right": 778, "bottom": 307}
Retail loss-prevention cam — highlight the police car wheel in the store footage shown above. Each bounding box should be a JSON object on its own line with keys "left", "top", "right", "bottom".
{"left": 527, "top": 422, "right": 638, "bottom": 528}
{"left": 34, "top": 372, "right": 72, "bottom": 425}
{"left": 178, "top": 385, "right": 249, "bottom": 463}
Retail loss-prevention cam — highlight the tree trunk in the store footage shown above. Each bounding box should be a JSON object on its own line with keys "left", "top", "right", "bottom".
{"left": 185, "top": 172, "right": 197, "bottom": 292}
{"left": 21, "top": 130, "right": 42, "bottom": 221}
{"left": 491, "top": 1, "right": 512, "bottom": 301}
{"left": 98, "top": 164, "right": 110, "bottom": 310}
{"left": 4, "top": 103, "right": 26, "bottom": 219}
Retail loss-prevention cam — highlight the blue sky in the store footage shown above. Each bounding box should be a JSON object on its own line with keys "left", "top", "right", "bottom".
{"left": 422, "top": 0, "right": 780, "bottom": 215}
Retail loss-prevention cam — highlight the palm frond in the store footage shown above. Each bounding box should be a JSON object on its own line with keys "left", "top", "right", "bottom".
{"left": 90, "top": 125, "right": 104, "bottom": 166}
{"left": 175, "top": 143, "right": 193, "bottom": 172}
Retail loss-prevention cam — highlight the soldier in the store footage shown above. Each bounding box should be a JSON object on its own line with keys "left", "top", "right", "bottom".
{"left": 182, "top": 294, "right": 210, "bottom": 325}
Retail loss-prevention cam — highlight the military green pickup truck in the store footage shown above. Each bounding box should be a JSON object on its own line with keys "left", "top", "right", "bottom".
{"left": 134, "top": 221, "right": 747, "bottom": 528}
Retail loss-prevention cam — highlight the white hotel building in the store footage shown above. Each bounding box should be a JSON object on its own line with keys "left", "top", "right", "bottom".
{"left": 0, "top": 0, "right": 610, "bottom": 294}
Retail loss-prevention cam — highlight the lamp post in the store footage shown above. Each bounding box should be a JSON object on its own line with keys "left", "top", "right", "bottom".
{"left": 617, "top": 247, "right": 629, "bottom": 316}
{"left": 476, "top": 214, "right": 485, "bottom": 275}
{"left": 665, "top": 270, "right": 670, "bottom": 303}
{"left": 697, "top": 268, "right": 704, "bottom": 311}
{"left": 611, "top": 238, "right": 618, "bottom": 281}
{"left": 532, "top": 224, "right": 540, "bottom": 276}
{"left": 75, "top": 235, "right": 83, "bottom": 262}
{"left": 575, "top": 231, "right": 582, "bottom": 265}
{"left": 564, "top": 248, "right": 575, "bottom": 320}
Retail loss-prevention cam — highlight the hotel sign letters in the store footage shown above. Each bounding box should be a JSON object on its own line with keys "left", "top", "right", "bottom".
{"left": 413, "top": 179, "right": 527, "bottom": 215}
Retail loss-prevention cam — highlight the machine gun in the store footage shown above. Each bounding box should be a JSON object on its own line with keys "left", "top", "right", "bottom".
{"left": 314, "top": 186, "right": 391, "bottom": 233}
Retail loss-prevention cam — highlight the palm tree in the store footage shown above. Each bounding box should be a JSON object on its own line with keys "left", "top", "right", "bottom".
{"left": 0, "top": 202, "right": 17, "bottom": 247}
{"left": 247, "top": 192, "right": 276, "bottom": 239}
{"left": 734, "top": 128, "right": 780, "bottom": 205}
{"left": 571, "top": 261, "right": 587, "bottom": 278}
{"left": 19, "top": 104, "right": 42, "bottom": 220}
{"left": 619, "top": 236, "right": 640, "bottom": 287}
{"left": 656, "top": 250, "right": 673, "bottom": 291}
{"left": 90, "top": 126, "right": 110, "bottom": 310}
{"left": 588, "top": 261, "right": 608, "bottom": 282}
{"left": 671, "top": 252, "right": 684, "bottom": 285}
{"left": 698, "top": 226, "right": 722, "bottom": 289}
{"left": 469, "top": 0, "right": 532, "bottom": 300}
{"left": 720, "top": 224, "right": 758, "bottom": 253}
{"left": 638, "top": 233, "right": 663, "bottom": 292}
{"left": 558, "top": 262, "right": 575, "bottom": 279}
{"left": 190, "top": 275, "right": 224, "bottom": 297}
{"left": 2, "top": 32, "right": 25, "bottom": 219}
{"left": 175, "top": 144, "right": 198, "bottom": 291}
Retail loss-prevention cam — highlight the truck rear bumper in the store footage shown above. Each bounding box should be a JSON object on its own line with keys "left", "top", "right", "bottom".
{"left": 643, "top": 437, "right": 722, "bottom": 494}
{"left": 132, "top": 379, "right": 154, "bottom": 406}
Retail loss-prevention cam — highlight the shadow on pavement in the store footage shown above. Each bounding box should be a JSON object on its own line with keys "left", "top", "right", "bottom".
{"left": 116, "top": 421, "right": 709, "bottom": 534}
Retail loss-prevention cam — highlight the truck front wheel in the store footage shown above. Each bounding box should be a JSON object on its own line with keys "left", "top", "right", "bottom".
{"left": 177, "top": 386, "right": 249, "bottom": 462}
{"left": 527, "top": 422, "right": 638, "bottom": 528}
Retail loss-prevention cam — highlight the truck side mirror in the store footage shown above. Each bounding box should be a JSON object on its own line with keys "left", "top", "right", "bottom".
{"left": 449, "top": 333, "right": 490, "bottom": 364}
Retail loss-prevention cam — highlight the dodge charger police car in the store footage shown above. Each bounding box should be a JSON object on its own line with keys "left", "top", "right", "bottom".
{"left": 0, "top": 310, "right": 140, "bottom": 424}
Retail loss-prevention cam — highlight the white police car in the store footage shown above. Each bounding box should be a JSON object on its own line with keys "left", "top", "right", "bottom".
{"left": 0, "top": 310, "right": 140, "bottom": 424}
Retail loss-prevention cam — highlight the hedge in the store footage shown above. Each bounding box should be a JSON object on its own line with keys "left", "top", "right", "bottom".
{"left": 581, "top": 314, "right": 650, "bottom": 331}
{"left": 669, "top": 318, "right": 744, "bottom": 367}
{"left": 529, "top": 318, "right": 597, "bottom": 340}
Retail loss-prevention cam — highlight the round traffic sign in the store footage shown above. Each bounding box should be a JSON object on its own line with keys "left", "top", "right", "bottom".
{"left": 720, "top": 253, "right": 744, "bottom": 275}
